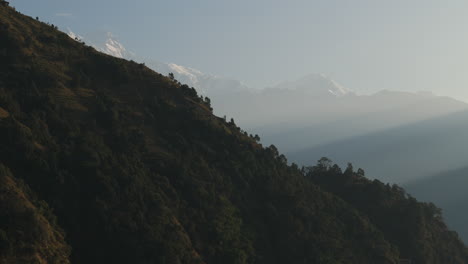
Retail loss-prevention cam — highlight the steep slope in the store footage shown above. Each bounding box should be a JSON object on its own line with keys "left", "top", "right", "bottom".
{"left": 288, "top": 110, "right": 468, "bottom": 183}
{"left": 0, "top": 2, "right": 467, "bottom": 264}
{"left": 0, "top": 164, "right": 71, "bottom": 264}
{"left": 0, "top": 4, "right": 399, "bottom": 264}
{"left": 406, "top": 167, "right": 468, "bottom": 243}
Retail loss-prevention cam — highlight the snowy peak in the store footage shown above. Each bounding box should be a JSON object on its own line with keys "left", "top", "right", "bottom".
{"left": 167, "top": 63, "right": 203, "bottom": 76}
{"left": 270, "top": 73, "right": 353, "bottom": 97}
{"left": 102, "top": 32, "right": 127, "bottom": 58}
{"left": 142, "top": 60, "right": 206, "bottom": 90}
{"left": 167, "top": 63, "right": 204, "bottom": 87}
{"left": 67, "top": 28, "right": 83, "bottom": 41}
{"left": 142, "top": 60, "right": 249, "bottom": 94}
{"left": 67, "top": 30, "right": 131, "bottom": 59}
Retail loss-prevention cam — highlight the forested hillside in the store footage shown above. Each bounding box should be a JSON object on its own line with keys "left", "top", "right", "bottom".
{"left": 305, "top": 158, "right": 468, "bottom": 264}
{"left": 0, "top": 2, "right": 467, "bottom": 263}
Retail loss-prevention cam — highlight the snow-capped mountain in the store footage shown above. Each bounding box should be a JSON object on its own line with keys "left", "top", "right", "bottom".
{"left": 141, "top": 60, "right": 250, "bottom": 95}
{"left": 102, "top": 34, "right": 128, "bottom": 58}
{"left": 66, "top": 29, "right": 82, "bottom": 42}
{"left": 67, "top": 30, "right": 133, "bottom": 59}
{"left": 268, "top": 73, "right": 353, "bottom": 97}
{"left": 66, "top": 30, "right": 354, "bottom": 100}
{"left": 67, "top": 30, "right": 249, "bottom": 95}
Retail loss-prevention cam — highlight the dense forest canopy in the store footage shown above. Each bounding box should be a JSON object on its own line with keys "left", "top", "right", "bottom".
{"left": 0, "top": 2, "right": 467, "bottom": 263}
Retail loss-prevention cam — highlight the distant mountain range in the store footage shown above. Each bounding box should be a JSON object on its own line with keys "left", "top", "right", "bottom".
{"left": 287, "top": 110, "right": 468, "bottom": 183}
{"left": 268, "top": 73, "right": 352, "bottom": 96}
{"left": 69, "top": 31, "right": 468, "bottom": 124}
{"left": 72, "top": 30, "right": 468, "bottom": 184}
{"left": 239, "top": 86, "right": 467, "bottom": 150}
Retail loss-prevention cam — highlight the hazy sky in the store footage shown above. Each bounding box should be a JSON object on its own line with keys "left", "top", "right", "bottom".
{"left": 10, "top": 0, "right": 468, "bottom": 101}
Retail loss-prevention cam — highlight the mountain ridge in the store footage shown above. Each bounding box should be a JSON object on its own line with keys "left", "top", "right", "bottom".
{"left": 1, "top": 3, "right": 468, "bottom": 263}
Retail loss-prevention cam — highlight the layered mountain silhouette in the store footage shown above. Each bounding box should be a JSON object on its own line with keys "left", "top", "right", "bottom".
{"left": 1, "top": 2, "right": 468, "bottom": 264}
{"left": 288, "top": 110, "right": 468, "bottom": 183}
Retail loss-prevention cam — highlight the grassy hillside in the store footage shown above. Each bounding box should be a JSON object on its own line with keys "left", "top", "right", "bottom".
{"left": 0, "top": 2, "right": 467, "bottom": 263}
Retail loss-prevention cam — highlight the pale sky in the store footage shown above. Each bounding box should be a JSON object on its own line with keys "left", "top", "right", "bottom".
{"left": 10, "top": 0, "right": 468, "bottom": 101}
